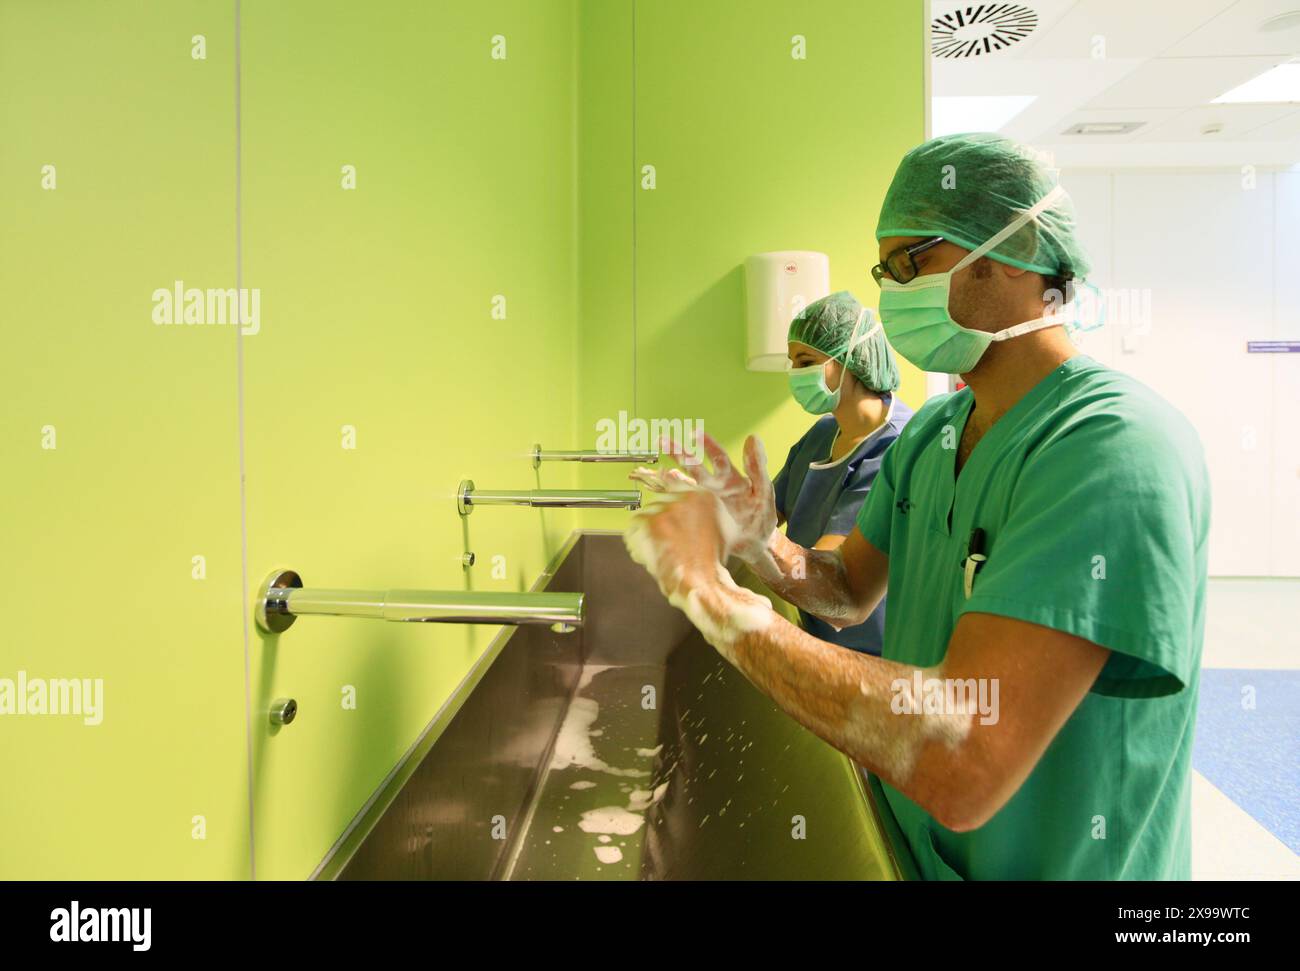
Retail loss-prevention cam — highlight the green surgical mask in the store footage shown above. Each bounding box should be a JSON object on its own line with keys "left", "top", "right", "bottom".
{"left": 786, "top": 309, "right": 880, "bottom": 414}
{"left": 877, "top": 185, "right": 1071, "bottom": 374}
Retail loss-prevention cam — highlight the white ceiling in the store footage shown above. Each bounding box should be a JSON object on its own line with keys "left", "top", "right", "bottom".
{"left": 929, "top": 0, "right": 1300, "bottom": 167}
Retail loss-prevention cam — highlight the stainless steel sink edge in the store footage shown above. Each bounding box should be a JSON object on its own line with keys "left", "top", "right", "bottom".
{"left": 312, "top": 529, "right": 911, "bottom": 881}
{"left": 310, "top": 530, "right": 594, "bottom": 881}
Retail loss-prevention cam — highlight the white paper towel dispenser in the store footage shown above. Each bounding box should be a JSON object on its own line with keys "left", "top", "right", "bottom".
{"left": 744, "top": 251, "right": 831, "bottom": 371}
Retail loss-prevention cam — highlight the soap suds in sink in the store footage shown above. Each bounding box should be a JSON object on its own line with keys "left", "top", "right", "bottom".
{"left": 594, "top": 846, "right": 623, "bottom": 864}
{"left": 626, "top": 782, "right": 669, "bottom": 813}
{"left": 578, "top": 806, "right": 646, "bottom": 836}
{"left": 577, "top": 664, "right": 616, "bottom": 693}
{"left": 545, "top": 664, "right": 682, "bottom": 872}
{"left": 550, "top": 697, "right": 649, "bottom": 778}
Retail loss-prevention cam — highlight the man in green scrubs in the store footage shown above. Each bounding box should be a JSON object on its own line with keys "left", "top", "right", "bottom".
{"left": 624, "top": 132, "right": 1210, "bottom": 880}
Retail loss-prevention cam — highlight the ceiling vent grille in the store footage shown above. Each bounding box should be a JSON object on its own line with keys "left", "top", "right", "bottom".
{"left": 932, "top": 4, "right": 1038, "bottom": 58}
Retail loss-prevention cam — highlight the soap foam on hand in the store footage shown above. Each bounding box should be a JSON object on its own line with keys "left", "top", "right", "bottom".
{"left": 624, "top": 485, "right": 776, "bottom": 663}
{"left": 629, "top": 465, "right": 698, "bottom": 493}
{"left": 631, "top": 487, "right": 973, "bottom": 787}
{"left": 626, "top": 433, "right": 780, "bottom": 575}
{"left": 665, "top": 561, "right": 774, "bottom": 663}
{"left": 647, "top": 432, "right": 782, "bottom": 578}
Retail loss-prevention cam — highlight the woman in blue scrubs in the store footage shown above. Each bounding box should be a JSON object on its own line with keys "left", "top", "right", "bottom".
{"left": 774, "top": 290, "right": 912, "bottom": 655}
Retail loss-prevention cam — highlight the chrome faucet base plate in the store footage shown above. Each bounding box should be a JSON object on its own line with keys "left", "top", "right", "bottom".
{"left": 256, "top": 568, "right": 303, "bottom": 634}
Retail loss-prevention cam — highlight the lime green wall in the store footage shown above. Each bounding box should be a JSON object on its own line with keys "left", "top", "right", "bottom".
{"left": 572, "top": 0, "right": 638, "bottom": 524}
{"left": 576, "top": 0, "right": 926, "bottom": 503}
{"left": 239, "top": 1, "right": 580, "bottom": 880}
{"left": 1, "top": 0, "right": 579, "bottom": 881}
{"left": 0, "top": 0, "right": 922, "bottom": 879}
{"left": 0, "top": 0, "right": 248, "bottom": 879}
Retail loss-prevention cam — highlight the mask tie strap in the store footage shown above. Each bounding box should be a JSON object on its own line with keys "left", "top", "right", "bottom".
{"left": 824, "top": 307, "right": 875, "bottom": 393}
{"left": 990, "top": 315, "right": 1061, "bottom": 342}
{"left": 952, "top": 184, "right": 1068, "bottom": 274}
{"left": 846, "top": 307, "right": 882, "bottom": 354}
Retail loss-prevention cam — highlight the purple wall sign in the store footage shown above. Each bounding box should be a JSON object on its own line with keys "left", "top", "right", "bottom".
{"left": 1246, "top": 341, "right": 1300, "bottom": 353}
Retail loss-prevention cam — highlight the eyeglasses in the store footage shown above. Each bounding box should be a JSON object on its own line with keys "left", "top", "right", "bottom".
{"left": 871, "top": 236, "right": 945, "bottom": 285}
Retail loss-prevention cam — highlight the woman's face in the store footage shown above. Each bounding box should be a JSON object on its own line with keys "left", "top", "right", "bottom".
{"left": 788, "top": 340, "right": 846, "bottom": 393}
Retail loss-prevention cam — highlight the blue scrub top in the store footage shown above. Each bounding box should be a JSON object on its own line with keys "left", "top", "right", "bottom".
{"left": 772, "top": 394, "right": 913, "bottom": 655}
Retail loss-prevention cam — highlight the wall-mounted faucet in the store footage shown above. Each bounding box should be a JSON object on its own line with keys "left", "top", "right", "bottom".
{"left": 530, "top": 443, "right": 658, "bottom": 470}
{"left": 255, "top": 569, "right": 583, "bottom": 634}
{"left": 456, "top": 480, "right": 640, "bottom": 516}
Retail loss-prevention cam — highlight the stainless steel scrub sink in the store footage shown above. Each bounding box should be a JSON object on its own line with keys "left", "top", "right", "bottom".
{"left": 313, "top": 531, "right": 910, "bottom": 880}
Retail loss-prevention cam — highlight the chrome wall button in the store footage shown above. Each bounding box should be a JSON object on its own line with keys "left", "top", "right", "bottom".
{"left": 270, "top": 698, "right": 298, "bottom": 726}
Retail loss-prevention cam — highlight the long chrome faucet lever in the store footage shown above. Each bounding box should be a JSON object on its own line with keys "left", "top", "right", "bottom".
{"left": 530, "top": 443, "right": 658, "bottom": 469}
{"left": 456, "top": 480, "right": 641, "bottom": 516}
{"left": 255, "top": 570, "right": 583, "bottom": 634}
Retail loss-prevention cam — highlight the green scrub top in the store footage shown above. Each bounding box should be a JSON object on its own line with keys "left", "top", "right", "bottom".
{"left": 855, "top": 354, "right": 1210, "bottom": 880}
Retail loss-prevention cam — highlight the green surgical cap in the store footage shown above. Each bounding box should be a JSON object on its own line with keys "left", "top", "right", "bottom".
{"left": 788, "top": 290, "right": 900, "bottom": 393}
{"left": 876, "top": 132, "right": 1091, "bottom": 279}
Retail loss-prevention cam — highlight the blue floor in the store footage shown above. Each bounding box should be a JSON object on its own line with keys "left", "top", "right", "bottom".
{"left": 1192, "top": 669, "right": 1300, "bottom": 854}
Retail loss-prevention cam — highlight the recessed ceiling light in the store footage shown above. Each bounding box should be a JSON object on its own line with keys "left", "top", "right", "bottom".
{"left": 1212, "top": 62, "right": 1300, "bottom": 103}
{"left": 1061, "top": 121, "right": 1145, "bottom": 135}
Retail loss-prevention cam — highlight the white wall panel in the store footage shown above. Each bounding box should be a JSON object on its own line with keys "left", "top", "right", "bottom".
{"left": 1060, "top": 171, "right": 1117, "bottom": 367}
{"left": 1272, "top": 171, "right": 1300, "bottom": 576}
{"left": 1066, "top": 169, "right": 1283, "bottom": 575}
